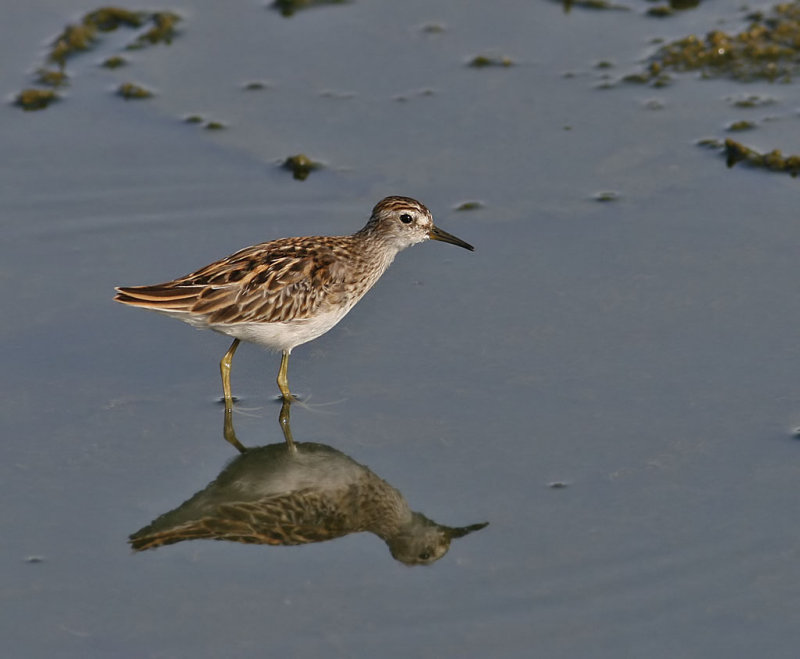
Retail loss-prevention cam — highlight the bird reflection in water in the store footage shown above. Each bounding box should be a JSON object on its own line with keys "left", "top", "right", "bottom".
{"left": 130, "top": 400, "right": 488, "bottom": 565}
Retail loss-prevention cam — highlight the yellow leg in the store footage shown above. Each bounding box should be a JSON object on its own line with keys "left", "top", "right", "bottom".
{"left": 223, "top": 405, "right": 247, "bottom": 454}
{"left": 278, "top": 397, "right": 297, "bottom": 453}
{"left": 277, "top": 349, "right": 292, "bottom": 400}
{"left": 220, "top": 338, "right": 240, "bottom": 409}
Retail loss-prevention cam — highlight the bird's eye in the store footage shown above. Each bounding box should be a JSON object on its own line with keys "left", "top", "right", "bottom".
{"left": 400, "top": 213, "right": 413, "bottom": 224}
{"left": 418, "top": 551, "right": 431, "bottom": 561}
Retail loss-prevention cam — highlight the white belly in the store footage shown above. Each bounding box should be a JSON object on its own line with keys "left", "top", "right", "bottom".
{"left": 203, "top": 305, "right": 352, "bottom": 352}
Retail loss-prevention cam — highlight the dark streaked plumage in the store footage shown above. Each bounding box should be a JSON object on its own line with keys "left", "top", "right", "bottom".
{"left": 129, "top": 441, "right": 488, "bottom": 565}
{"left": 115, "top": 196, "right": 473, "bottom": 401}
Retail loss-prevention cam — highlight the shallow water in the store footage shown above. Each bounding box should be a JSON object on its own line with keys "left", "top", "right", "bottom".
{"left": 3, "top": 1, "right": 800, "bottom": 657}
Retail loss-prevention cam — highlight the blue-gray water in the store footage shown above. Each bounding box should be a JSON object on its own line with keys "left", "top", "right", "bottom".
{"left": 2, "top": 1, "right": 800, "bottom": 657}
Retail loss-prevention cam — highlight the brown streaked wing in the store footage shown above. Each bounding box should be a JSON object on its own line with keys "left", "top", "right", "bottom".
{"left": 215, "top": 494, "right": 352, "bottom": 544}
{"left": 117, "top": 237, "right": 353, "bottom": 323}
{"left": 129, "top": 490, "right": 352, "bottom": 551}
{"left": 196, "top": 240, "right": 351, "bottom": 324}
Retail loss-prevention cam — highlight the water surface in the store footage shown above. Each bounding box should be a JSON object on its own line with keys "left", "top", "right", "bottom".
{"left": 2, "top": 1, "right": 800, "bottom": 657}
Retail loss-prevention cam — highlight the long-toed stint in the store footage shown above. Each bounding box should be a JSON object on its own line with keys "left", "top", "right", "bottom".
{"left": 129, "top": 440, "right": 488, "bottom": 565}
{"left": 114, "top": 196, "right": 474, "bottom": 402}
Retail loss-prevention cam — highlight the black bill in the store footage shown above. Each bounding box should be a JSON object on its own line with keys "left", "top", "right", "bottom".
{"left": 429, "top": 225, "right": 475, "bottom": 251}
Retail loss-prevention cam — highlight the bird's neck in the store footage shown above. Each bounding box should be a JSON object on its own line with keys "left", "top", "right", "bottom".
{"left": 350, "top": 229, "right": 400, "bottom": 282}
{"left": 354, "top": 478, "right": 414, "bottom": 540}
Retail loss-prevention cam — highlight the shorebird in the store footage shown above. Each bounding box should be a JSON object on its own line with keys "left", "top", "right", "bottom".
{"left": 129, "top": 441, "right": 488, "bottom": 565}
{"left": 115, "top": 196, "right": 473, "bottom": 402}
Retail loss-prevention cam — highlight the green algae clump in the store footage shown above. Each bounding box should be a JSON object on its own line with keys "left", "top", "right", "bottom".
{"left": 271, "top": 0, "right": 349, "bottom": 17}
{"left": 468, "top": 54, "right": 514, "bottom": 68}
{"left": 36, "top": 69, "right": 69, "bottom": 87}
{"left": 84, "top": 7, "right": 144, "bottom": 31}
{"left": 16, "top": 7, "right": 183, "bottom": 111}
{"left": 727, "top": 120, "right": 756, "bottom": 132}
{"left": 49, "top": 23, "right": 98, "bottom": 66}
{"left": 644, "top": 3, "right": 800, "bottom": 82}
{"left": 455, "top": 201, "right": 484, "bottom": 211}
{"left": 102, "top": 55, "right": 128, "bottom": 69}
{"left": 15, "top": 89, "right": 59, "bottom": 111}
{"left": 118, "top": 82, "right": 153, "bottom": 99}
{"left": 700, "top": 138, "right": 800, "bottom": 177}
{"left": 724, "top": 139, "right": 800, "bottom": 176}
{"left": 282, "top": 154, "right": 322, "bottom": 181}
{"left": 594, "top": 191, "right": 620, "bottom": 202}
{"left": 126, "top": 11, "right": 180, "bottom": 48}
